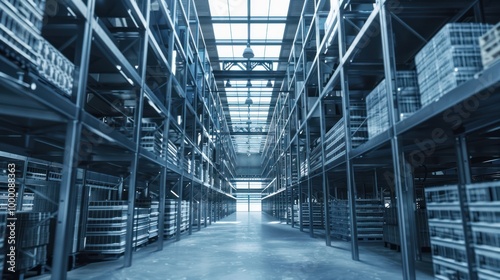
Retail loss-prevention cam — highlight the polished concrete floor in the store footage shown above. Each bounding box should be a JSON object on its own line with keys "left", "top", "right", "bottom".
{"left": 35, "top": 212, "right": 434, "bottom": 280}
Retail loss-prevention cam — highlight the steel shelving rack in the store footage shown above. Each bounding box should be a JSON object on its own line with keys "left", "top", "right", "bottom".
{"left": 0, "top": 0, "right": 237, "bottom": 278}
{"left": 261, "top": 0, "right": 500, "bottom": 280}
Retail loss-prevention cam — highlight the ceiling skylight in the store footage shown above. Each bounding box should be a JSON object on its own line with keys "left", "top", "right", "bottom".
{"left": 208, "top": 0, "right": 291, "bottom": 154}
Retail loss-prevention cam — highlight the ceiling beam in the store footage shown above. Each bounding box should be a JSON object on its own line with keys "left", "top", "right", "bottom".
{"left": 213, "top": 70, "right": 286, "bottom": 80}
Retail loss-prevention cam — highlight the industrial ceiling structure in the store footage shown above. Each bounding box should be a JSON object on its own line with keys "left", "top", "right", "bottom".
{"left": 198, "top": 0, "right": 304, "bottom": 155}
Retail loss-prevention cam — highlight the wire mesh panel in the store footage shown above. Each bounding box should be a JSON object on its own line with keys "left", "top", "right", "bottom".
{"left": 415, "top": 23, "right": 492, "bottom": 107}
{"left": 480, "top": 23, "right": 500, "bottom": 68}
{"left": 10, "top": 212, "right": 51, "bottom": 272}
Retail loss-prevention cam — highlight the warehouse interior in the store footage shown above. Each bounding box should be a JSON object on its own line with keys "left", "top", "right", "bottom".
{"left": 0, "top": 0, "right": 499, "bottom": 279}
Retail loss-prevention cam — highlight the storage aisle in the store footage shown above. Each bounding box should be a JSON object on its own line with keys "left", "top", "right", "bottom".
{"left": 33, "top": 213, "right": 433, "bottom": 280}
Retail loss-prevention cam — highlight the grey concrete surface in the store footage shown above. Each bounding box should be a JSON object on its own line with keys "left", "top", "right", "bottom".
{"left": 34, "top": 212, "right": 434, "bottom": 280}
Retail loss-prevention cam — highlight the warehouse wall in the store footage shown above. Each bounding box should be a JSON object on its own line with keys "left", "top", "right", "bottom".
{"left": 235, "top": 154, "right": 262, "bottom": 176}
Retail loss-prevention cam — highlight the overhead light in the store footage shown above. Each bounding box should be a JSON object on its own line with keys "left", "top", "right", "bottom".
{"left": 246, "top": 80, "right": 252, "bottom": 87}
{"left": 266, "top": 80, "right": 273, "bottom": 87}
{"left": 243, "top": 44, "right": 254, "bottom": 59}
{"left": 226, "top": 80, "right": 232, "bottom": 87}
{"left": 245, "top": 97, "right": 253, "bottom": 105}
{"left": 170, "top": 190, "right": 179, "bottom": 198}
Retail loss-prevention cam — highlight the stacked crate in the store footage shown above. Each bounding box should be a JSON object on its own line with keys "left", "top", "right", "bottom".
{"left": 331, "top": 199, "right": 384, "bottom": 241}
{"left": 38, "top": 39, "right": 75, "bottom": 96}
{"left": 425, "top": 185, "right": 469, "bottom": 280}
{"left": 0, "top": 192, "right": 34, "bottom": 211}
{"left": 301, "top": 202, "right": 324, "bottom": 228}
{"left": 0, "top": 0, "right": 45, "bottom": 67}
{"left": 287, "top": 205, "right": 300, "bottom": 226}
{"left": 480, "top": 23, "right": 500, "bottom": 68}
{"left": 85, "top": 201, "right": 128, "bottom": 255}
{"left": 12, "top": 212, "right": 51, "bottom": 271}
{"left": 366, "top": 71, "right": 420, "bottom": 139}
{"left": 132, "top": 207, "right": 150, "bottom": 247}
{"left": 309, "top": 138, "right": 322, "bottom": 173}
{"left": 325, "top": 118, "right": 345, "bottom": 163}
{"left": 466, "top": 181, "right": 500, "bottom": 280}
{"left": 415, "top": 23, "right": 492, "bottom": 106}
{"left": 324, "top": 103, "right": 368, "bottom": 162}
{"left": 163, "top": 199, "right": 177, "bottom": 237}
{"left": 149, "top": 201, "right": 159, "bottom": 239}
{"left": 180, "top": 200, "right": 190, "bottom": 232}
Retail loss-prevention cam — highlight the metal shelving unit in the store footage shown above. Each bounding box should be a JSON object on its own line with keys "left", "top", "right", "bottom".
{"left": 261, "top": 0, "right": 500, "bottom": 279}
{"left": 0, "top": 0, "right": 236, "bottom": 278}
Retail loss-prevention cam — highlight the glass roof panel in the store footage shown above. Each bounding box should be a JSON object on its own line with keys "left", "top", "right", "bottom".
{"left": 250, "top": 24, "right": 285, "bottom": 40}
{"left": 208, "top": 0, "right": 291, "bottom": 154}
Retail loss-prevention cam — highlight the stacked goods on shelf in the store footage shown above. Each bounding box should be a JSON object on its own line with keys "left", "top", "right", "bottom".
{"left": 325, "top": 118, "right": 345, "bottom": 163}
{"left": 466, "top": 181, "right": 500, "bottom": 280}
{"left": 163, "top": 199, "right": 177, "bottom": 237}
{"left": 37, "top": 38, "right": 75, "bottom": 96}
{"left": 301, "top": 202, "right": 324, "bottom": 228}
{"left": 148, "top": 201, "right": 159, "bottom": 239}
{"left": 324, "top": 102, "right": 368, "bottom": 161}
{"left": 9, "top": 212, "right": 50, "bottom": 272}
{"left": 180, "top": 200, "right": 190, "bottom": 232}
{"left": 331, "top": 199, "right": 384, "bottom": 241}
{"left": 85, "top": 201, "right": 128, "bottom": 255}
{"left": 383, "top": 207, "right": 431, "bottom": 250}
{"left": 300, "top": 159, "right": 309, "bottom": 178}
{"left": 140, "top": 122, "right": 164, "bottom": 157}
{"left": 415, "top": 23, "right": 492, "bottom": 106}
{"left": 0, "top": 192, "right": 34, "bottom": 211}
{"left": 479, "top": 23, "right": 500, "bottom": 68}
{"left": 132, "top": 207, "right": 150, "bottom": 247}
{"left": 0, "top": 213, "right": 5, "bottom": 273}
{"left": 287, "top": 205, "right": 300, "bottom": 226}
{"left": 0, "top": 0, "right": 44, "bottom": 66}
{"left": 0, "top": 0, "right": 75, "bottom": 95}
{"left": 324, "top": 0, "right": 339, "bottom": 48}
{"left": 309, "top": 138, "right": 322, "bottom": 172}
{"left": 366, "top": 71, "right": 420, "bottom": 139}
{"left": 126, "top": 122, "right": 164, "bottom": 157}
{"left": 425, "top": 185, "right": 469, "bottom": 280}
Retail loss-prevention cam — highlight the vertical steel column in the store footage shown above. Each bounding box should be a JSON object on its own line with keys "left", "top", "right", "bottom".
{"left": 176, "top": 176, "right": 184, "bottom": 241}
{"left": 16, "top": 159, "right": 28, "bottom": 211}
{"left": 456, "top": 135, "right": 477, "bottom": 280}
{"left": 189, "top": 181, "right": 194, "bottom": 235}
{"left": 125, "top": 0, "right": 151, "bottom": 267}
{"left": 319, "top": 101, "right": 331, "bottom": 245}
{"left": 305, "top": 119, "right": 314, "bottom": 237}
{"left": 52, "top": 0, "right": 94, "bottom": 278}
{"left": 337, "top": 3, "right": 359, "bottom": 260}
{"left": 379, "top": 1, "right": 415, "bottom": 278}
{"left": 157, "top": 167, "right": 167, "bottom": 250}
